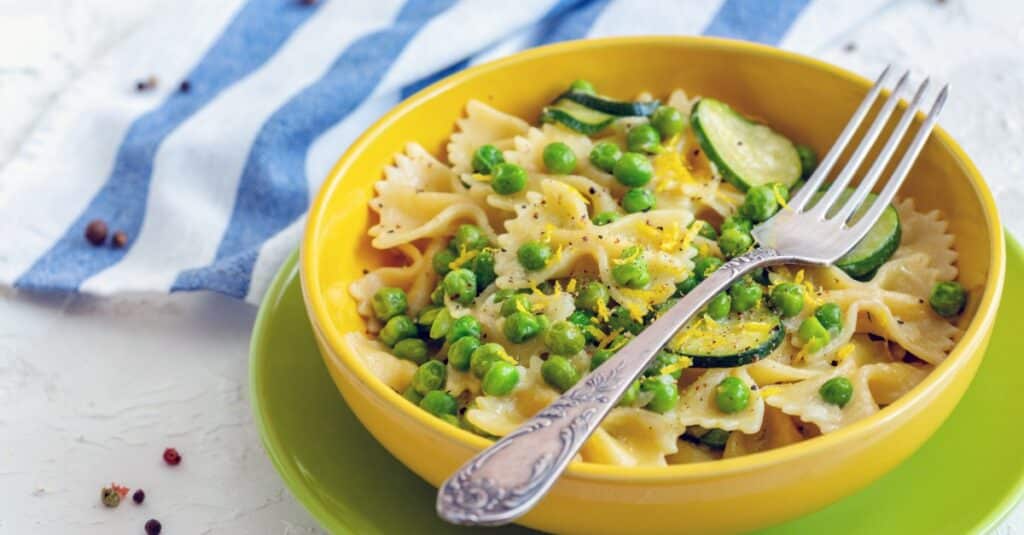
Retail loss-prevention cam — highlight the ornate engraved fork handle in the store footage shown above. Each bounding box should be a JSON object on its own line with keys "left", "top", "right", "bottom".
{"left": 436, "top": 248, "right": 782, "bottom": 526}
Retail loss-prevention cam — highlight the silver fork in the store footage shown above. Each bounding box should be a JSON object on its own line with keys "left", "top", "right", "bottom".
{"left": 436, "top": 65, "right": 948, "bottom": 527}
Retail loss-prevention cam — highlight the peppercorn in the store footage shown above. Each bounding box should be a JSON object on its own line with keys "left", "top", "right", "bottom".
{"left": 132, "top": 489, "right": 145, "bottom": 504}
{"left": 112, "top": 231, "right": 128, "bottom": 248}
{"left": 145, "top": 518, "right": 162, "bottom": 535}
{"left": 101, "top": 486, "right": 120, "bottom": 507}
{"left": 85, "top": 219, "right": 108, "bottom": 246}
{"left": 179, "top": 80, "right": 191, "bottom": 93}
{"left": 162, "top": 447, "right": 181, "bottom": 466}
{"left": 135, "top": 75, "right": 158, "bottom": 92}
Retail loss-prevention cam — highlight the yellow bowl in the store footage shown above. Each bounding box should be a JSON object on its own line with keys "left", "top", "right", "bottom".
{"left": 300, "top": 37, "right": 1004, "bottom": 534}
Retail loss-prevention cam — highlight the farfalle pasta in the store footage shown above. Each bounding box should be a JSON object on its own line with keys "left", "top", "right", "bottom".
{"left": 343, "top": 79, "right": 965, "bottom": 467}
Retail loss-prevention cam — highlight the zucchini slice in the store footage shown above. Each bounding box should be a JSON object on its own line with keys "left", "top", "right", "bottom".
{"left": 541, "top": 99, "right": 615, "bottom": 135}
{"left": 690, "top": 98, "right": 802, "bottom": 191}
{"left": 668, "top": 309, "right": 783, "bottom": 368}
{"left": 558, "top": 90, "right": 660, "bottom": 117}
{"left": 811, "top": 189, "right": 901, "bottom": 280}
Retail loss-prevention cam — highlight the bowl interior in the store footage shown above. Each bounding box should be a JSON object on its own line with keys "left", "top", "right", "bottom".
{"left": 303, "top": 37, "right": 1000, "bottom": 475}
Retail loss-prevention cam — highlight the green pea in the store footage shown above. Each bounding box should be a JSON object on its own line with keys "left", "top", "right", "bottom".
{"left": 471, "top": 248, "right": 496, "bottom": 289}
{"left": 544, "top": 320, "right": 586, "bottom": 355}
{"left": 491, "top": 162, "right": 527, "bottom": 195}
{"left": 393, "top": 338, "right": 428, "bottom": 364}
{"left": 700, "top": 429, "right": 730, "bottom": 449}
{"left": 568, "top": 310, "right": 598, "bottom": 343}
{"left": 796, "top": 144, "right": 818, "bottom": 179}
{"left": 819, "top": 376, "right": 854, "bottom": 408}
{"left": 622, "top": 188, "right": 656, "bottom": 213}
{"left": 542, "top": 142, "right": 577, "bottom": 174}
{"left": 472, "top": 144, "right": 505, "bottom": 174}
{"left": 740, "top": 184, "right": 779, "bottom": 223}
{"left": 429, "top": 308, "right": 452, "bottom": 340}
{"left": 470, "top": 343, "right": 506, "bottom": 378}
{"left": 619, "top": 379, "right": 641, "bottom": 407}
{"left": 432, "top": 246, "right": 456, "bottom": 276}
{"left": 693, "top": 255, "right": 724, "bottom": 280}
{"left": 446, "top": 315, "right": 482, "bottom": 344}
{"left": 642, "top": 376, "right": 680, "bottom": 414}
{"left": 440, "top": 414, "right": 460, "bottom": 427}
{"left": 626, "top": 124, "right": 662, "bottom": 154}
{"left": 770, "top": 283, "right": 805, "bottom": 318}
{"left": 675, "top": 274, "right": 699, "bottom": 296}
{"left": 453, "top": 224, "right": 488, "bottom": 251}
{"left": 646, "top": 351, "right": 683, "bottom": 379}
{"left": 814, "top": 302, "right": 843, "bottom": 332}
{"left": 608, "top": 306, "right": 643, "bottom": 334}
{"left": 590, "top": 348, "right": 614, "bottom": 370}
{"left": 442, "top": 268, "right": 477, "bottom": 305}
{"left": 447, "top": 336, "right": 480, "bottom": 372}
{"left": 402, "top": 386, "right": 423, "bottom": 405}
{"left": 715, "top": 376, "right": 750, "bottom": 413}
{"left": 650, "top": 105, "right": 685, "bottom": 138}
{"left": 718, "top": 227, "right": 753, "bottom": 258}
{"left": 592, "top": 211, "right": 620, "bottom": 226}
{"left": 721, "top": 215, "right": 752, "bottom": 234}
{"left": 412, "top": 360, "right": 446, "bottom": 395}
{"left": 798, "top": 316, "right": 831, "bottom": 352}
{"left": 517, "top": 241, "right": 552, "bottom": 271}
{"left": 569, "top": 78, "right": 596, "bottom": 94}
{"left": 730, "top": 279, "right": 763, "bottom": 313}
{"left": 691, "top": 219, "right": 718, "bottom": 240}
{"left": 930, "top": 281, "right": 966, "bottom": 317}
{"left": 611, "top": 246, "right": 650, "bottom": 289}
{"left": 500, "top": 293, "right": 532, "bottom": 317}
{"left": 589, "top": 141, "right": 622, "bottom": 173}
{"left": 430, "top": 284, "right": 445, "bottom": 305}
{"left": 419, "top": 390, "right": 458, "bottom": 416}
{"left": 575, "top": 281, "right": 609, "bottom": 313}
{"left": 706, "top": 292, "right": 731, "bottom": 320}
{"left": 613, "top": 152, "right": 654, "bottom": 187}
{"left": 541, "top": 355, "right": 580, "bottom": 392}
{"left": 371, "top": 287, "right": 407, "bottom": 322}
{"left": 379, "top": 315, "right": 417, "bottom": 347}
{"left": 482, "top": 361, "right": 520, "bottom": 396}
{"left": 504, "top": 311, "right": 542, "bottom": 343}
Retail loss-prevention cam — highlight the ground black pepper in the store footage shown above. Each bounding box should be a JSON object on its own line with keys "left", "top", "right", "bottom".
{"left": 112, "top": 231, "right": 128, "bottom": 248}
{"left": 85, "top": 220, "right": 108, "bottom": 246}
{"left": 145, "top": 518, "right": 162, "bottom": 535}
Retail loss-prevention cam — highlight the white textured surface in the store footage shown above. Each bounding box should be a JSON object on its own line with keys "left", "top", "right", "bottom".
{"left": 0, "top": 0, "right": 1021, "bottom": 533}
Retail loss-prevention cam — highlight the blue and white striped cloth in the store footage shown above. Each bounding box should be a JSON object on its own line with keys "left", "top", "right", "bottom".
{"left": 0, "top": 0, "right": 884, "bottom": 304}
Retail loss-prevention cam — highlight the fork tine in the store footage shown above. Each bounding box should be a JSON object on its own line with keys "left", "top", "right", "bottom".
{"left": 848, "top": 84, "right": 949, "bottom": 238}
{"left": 808, "top": 70, "right": 911, "bottom": 219}
{"left": 833, "top": 77, "right": 931, "bottom": 224}
{"left": 788, "top": 65, "right": 893, "bottom": 212}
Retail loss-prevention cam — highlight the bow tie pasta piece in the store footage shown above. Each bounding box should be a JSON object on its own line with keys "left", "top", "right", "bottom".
{"left": 465, "top": 356, "right": 557, "bottom": 437}
{"left": 448, "top": 100, "right": 530, "bottom": 173}
{"left": 722, "top": 406, "right": 805, "bottom": 459}
{"left": 341, "top": 332, "right": 418, "bottom": 393}
{"left": 893, "top": 198, "right": 958, "bottom": 281}
{"left": 370, "top": 144, "right": 495, "bottom": 249}
{"left": 677, "top": 368, "right": 765, "bottom": 434}
{"left": 762, "top": 360, "right": 930, "bottom": 433}
{"left": 349, "top": 240, "right": 443, "bottom": 330}
{"left": 580, "top": 407, "right": 687, "bottom": 467}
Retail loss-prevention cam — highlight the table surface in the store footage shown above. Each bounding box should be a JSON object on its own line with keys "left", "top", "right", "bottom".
{"left": 1, "top": 1, "right": 1022, "bottom": 533}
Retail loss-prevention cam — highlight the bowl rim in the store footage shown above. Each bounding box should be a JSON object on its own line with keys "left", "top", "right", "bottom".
{"left": 301, "top": 35, "right": 1006, "bottom": 483}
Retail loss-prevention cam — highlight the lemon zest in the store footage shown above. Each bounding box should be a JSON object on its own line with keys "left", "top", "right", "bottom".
{"left": 515, "top": 299, "right": 532, "bottom": 315}
{"left": 566, "top": 278, "right": 577, "bottom": 293}
{"left": 540, "top": 223, "right": 555, "bottom": 244}
{"left": 613, "top": 246, "right": 641, "bottom": 265}
{"left": 741, "top": 321, "right": 772, "bottom": 333}
{"left": 496, "top": 348, "right": 518, "bottom": 365}
{"left": 835, "top": 343, "right": 856, "bottom": 362}
{"left": 659, "top": 356, "right": 693, "bottom": 376}
{"left": 471, "top": 173, "right": 491, "bottom": 182}
{"left": 773, "top": 183, "right": 790, "bottom": 210}
{"left": 586, "top": 325, "right": 606, "bottom": 341}
{"left": 794, "top": 269, "right": 805, "bottom": 285}
{"left": 597, "top": 328, "right": 623, "bottom": 349}
{"left": 677, "top": 220, "right": 703, "bottom": 252}
{"left": 554, "top": 244, "right": 564, "bottom": 264}
{"left": 595, "top": 299, "right": 612, "bottom": 322}
{"left": 553, "top": 280, "right": 562, "bottom": 297}
{"left": 758, "top": 385, "right": 783, "bottom": 398}
{"left": 448, "top": 246, "right": 478, "bottom": 270}
{"left": 530, "top": 284, "right": 545, "bottom": 297}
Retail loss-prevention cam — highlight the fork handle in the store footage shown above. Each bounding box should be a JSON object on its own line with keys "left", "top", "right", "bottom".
{"left": 436, "top": 247, "right": 782, "bottom": 526}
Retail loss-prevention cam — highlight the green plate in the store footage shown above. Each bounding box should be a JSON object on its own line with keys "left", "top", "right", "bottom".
{"left": 251, "top": 240, "right": 1024, "bottom": 535}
